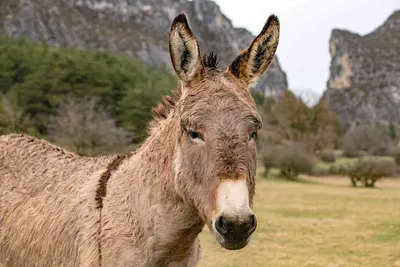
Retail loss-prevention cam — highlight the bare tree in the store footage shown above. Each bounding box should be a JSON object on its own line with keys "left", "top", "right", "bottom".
{"left": 47, "top": 97, "right": 134, "bottom": 156}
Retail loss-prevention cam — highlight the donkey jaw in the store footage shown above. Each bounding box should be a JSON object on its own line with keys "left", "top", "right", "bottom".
{"left": 209, "top": 179, "right": 256, "bottom": 250}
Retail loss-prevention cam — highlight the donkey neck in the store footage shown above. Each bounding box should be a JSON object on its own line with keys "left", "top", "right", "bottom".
{"left": 134, "top": 116, "right": 179, "bottom": 198}
{"left": 105, "top": 113, "right": 203, "bottom": 263}
{"left": 132, "top": 114, "right": 201, "bottom": 223}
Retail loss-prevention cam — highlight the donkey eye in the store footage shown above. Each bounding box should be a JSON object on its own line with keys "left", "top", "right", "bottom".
{"left": 250, "top": 131, "right": 257, "bottom": 141}
{"left": 188, "top": 130, "right": 204, "bottom": 141}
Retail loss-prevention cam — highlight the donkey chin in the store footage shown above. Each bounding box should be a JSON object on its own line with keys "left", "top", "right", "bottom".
{"left": 209, "top": 179, "right": 257, "bottom": 250}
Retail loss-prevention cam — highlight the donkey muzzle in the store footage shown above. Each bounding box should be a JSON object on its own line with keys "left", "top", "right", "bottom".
{"left": 214, "top": 213, "right": 257, "bottom": 250}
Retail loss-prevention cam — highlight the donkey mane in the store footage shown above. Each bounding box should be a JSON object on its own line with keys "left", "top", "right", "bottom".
{"left": 149, "top": 88, "right": 181, "bottom": 132}
{"left": 149, "top": 52, "right": 220, "bottom": 133}
{"left": 5, "top": 133, "right": 77, "bottom": 158}
{"left": 202, "top": 52, "right": 220, "bottom": 70}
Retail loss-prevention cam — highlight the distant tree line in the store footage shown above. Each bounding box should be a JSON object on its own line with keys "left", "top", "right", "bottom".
{"left": 0, "top": 35, "right": 177, "bottom": 155}
{"left": 257, "top": 90, "right": 343, "bottom": 178}
{"left": 256, "top": 89, "right": 400, "bottom": 185}
{"left": 258, "top": 90, "right": 342, "bottom": 151}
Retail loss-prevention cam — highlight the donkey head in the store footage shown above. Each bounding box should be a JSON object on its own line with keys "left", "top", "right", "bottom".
{"left": 169, "top": 13, "right": 280, "bottom": 250}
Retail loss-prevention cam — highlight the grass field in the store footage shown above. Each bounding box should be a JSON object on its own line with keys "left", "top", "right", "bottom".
{"left": 197, "top": 173, "right": 400, "bottom": 267}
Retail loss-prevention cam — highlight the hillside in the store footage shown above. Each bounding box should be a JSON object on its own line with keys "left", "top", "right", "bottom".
{"left": 324, "top": 10, "right": 400, "bottom": 131}
{"left": 0, "top": 0, "right": 288, "bottom": 97}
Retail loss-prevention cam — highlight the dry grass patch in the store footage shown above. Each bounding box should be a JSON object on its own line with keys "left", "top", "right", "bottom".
{"left": 198, "top": 175, "right": 400, "bottom": 267}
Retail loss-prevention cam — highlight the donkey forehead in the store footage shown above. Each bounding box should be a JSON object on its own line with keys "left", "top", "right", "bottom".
{"left": 181, "top": 92, "right": 261, "bottom": 130}
{"left": 181, "top": 74, "right": 260, "bottom": 122}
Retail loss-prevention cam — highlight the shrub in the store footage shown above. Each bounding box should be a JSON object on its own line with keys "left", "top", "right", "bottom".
{"left": 47, "top": 97, "right": 134, "bottom": 156}
{"left": 262, "top": 151, "right": 274, "bottom": 177}
{"left": 388, "top": 122, "right": 397, "bottom": 141}
{"left": 328, "top": 164, "right": 349, "bottom": 176}
{"left": 318, "top": 149, "right": 336, "bottom": 163}
{"left": 342, "top": 124, "right": 392, "bottom": 157}
{"left": 270, "top": 142, "right": 316, "bottom": 180}
{"left": 393, "top": 148, "right": 400, "bottom": 166}
{"left": 0, "top": 93, "right": 36, "bottom": 135}
{"left": 346, "top": 158, "right": 397, "bottom": 187}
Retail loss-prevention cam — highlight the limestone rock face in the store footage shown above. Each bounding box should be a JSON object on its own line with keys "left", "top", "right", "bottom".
{"left": 0, "top": 0, "right": 288, "bottom": 96}
{"left": 325, "top": 10, "right": 400, "bottom": 130}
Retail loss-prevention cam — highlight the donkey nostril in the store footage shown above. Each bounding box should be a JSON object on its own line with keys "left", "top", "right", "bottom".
{"left": 248, "top": 214, "right": 257, "bottom": 233}
{"left": 215, "top": 216, "right": 228, "bottom": 235}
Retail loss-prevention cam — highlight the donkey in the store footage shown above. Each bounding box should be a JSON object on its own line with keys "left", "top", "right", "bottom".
{"left": 0, "top": 13, "right": 280, "bottom": 267}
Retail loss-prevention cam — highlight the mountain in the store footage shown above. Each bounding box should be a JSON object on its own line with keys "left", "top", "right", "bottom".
{"left": 324, "top": 10, "right": 400, "bottom": 131}
{"left": 0, "top": 0, "right": 288, "bottom": 97}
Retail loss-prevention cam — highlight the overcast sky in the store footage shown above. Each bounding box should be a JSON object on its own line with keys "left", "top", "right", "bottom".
{"left": 213, "top": 0, "right": 400, "bottom": 98}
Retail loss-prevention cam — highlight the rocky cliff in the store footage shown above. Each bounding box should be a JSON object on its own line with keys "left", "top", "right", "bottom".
{"left": 325, "top": 10, "right": 400, "bottom": 130}
{"left": 0, "top": 0, "right": 288, "bottom": 96}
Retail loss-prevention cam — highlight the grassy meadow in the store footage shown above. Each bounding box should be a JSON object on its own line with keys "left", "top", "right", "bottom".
{"left": 197, "top": 166, "right": 400, "bottom": 267}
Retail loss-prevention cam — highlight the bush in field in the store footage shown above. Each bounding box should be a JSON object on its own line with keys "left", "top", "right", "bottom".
{"left": 262, "top": 150, "right": 274, "bottom": 177}
{"left": 346, "top": 158, "right": 397, "bottom": 187}
{"left": 318, "top": 149, "right": 336, "bottom": 163}
{"left": 342, "top": 124, "right": 392, "bottom": 157}
{"left": 258, "top": 131, "right": 276, "bottom": 177}
{"left": 393, "top": 148, "right": 400, "bottom": 166}
{"left": 264, "top": 142, "right": 316, "bottom": 180}
{"left": 328, "top": 164, "right": 349, "bottom": 176}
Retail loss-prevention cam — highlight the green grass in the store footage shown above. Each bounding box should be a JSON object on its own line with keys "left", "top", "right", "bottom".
{"left": 197, "top": 175, "right": 400, "bottom": 267}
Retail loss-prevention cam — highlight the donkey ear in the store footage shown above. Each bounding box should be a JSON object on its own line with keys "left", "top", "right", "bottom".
{"left": 227, "top": 14, "right": 280, "bottom": 88}
{"left": 169, "top": 13, "right": 203, "bottom": 84}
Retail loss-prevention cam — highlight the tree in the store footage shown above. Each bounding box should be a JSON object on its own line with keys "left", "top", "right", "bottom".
{"left": 388, "top": 122, "right": 397, "bottom": 141}
{"left": 251, "top": 91, "right": 265, "bottom": 106}
{"left": 47, "top": 97, "right": 134, "bottom": 156}
{"left": 0, "top": 93, "right": 36, "bottom": 135}
{"left": 258, "top": 90, "right": 340, "bottom": 152}
{"left": 309, "top": 96, "right": 342, "bottom": 150}
{"left": 117, "top": 66, "right": 176, "bottom": 142}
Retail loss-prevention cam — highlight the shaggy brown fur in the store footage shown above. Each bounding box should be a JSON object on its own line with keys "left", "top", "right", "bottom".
{"left": 0, "top": 13, "right": 280, "bottom": 267}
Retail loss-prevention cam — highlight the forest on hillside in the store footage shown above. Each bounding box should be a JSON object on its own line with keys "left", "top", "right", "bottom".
{"left": 0, "top": 35, "right": 177, "bottom": 154}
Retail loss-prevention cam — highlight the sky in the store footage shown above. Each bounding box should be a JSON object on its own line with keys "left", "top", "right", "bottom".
{"left": 213, "top": 0, "right": 400, "bottom": 99}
